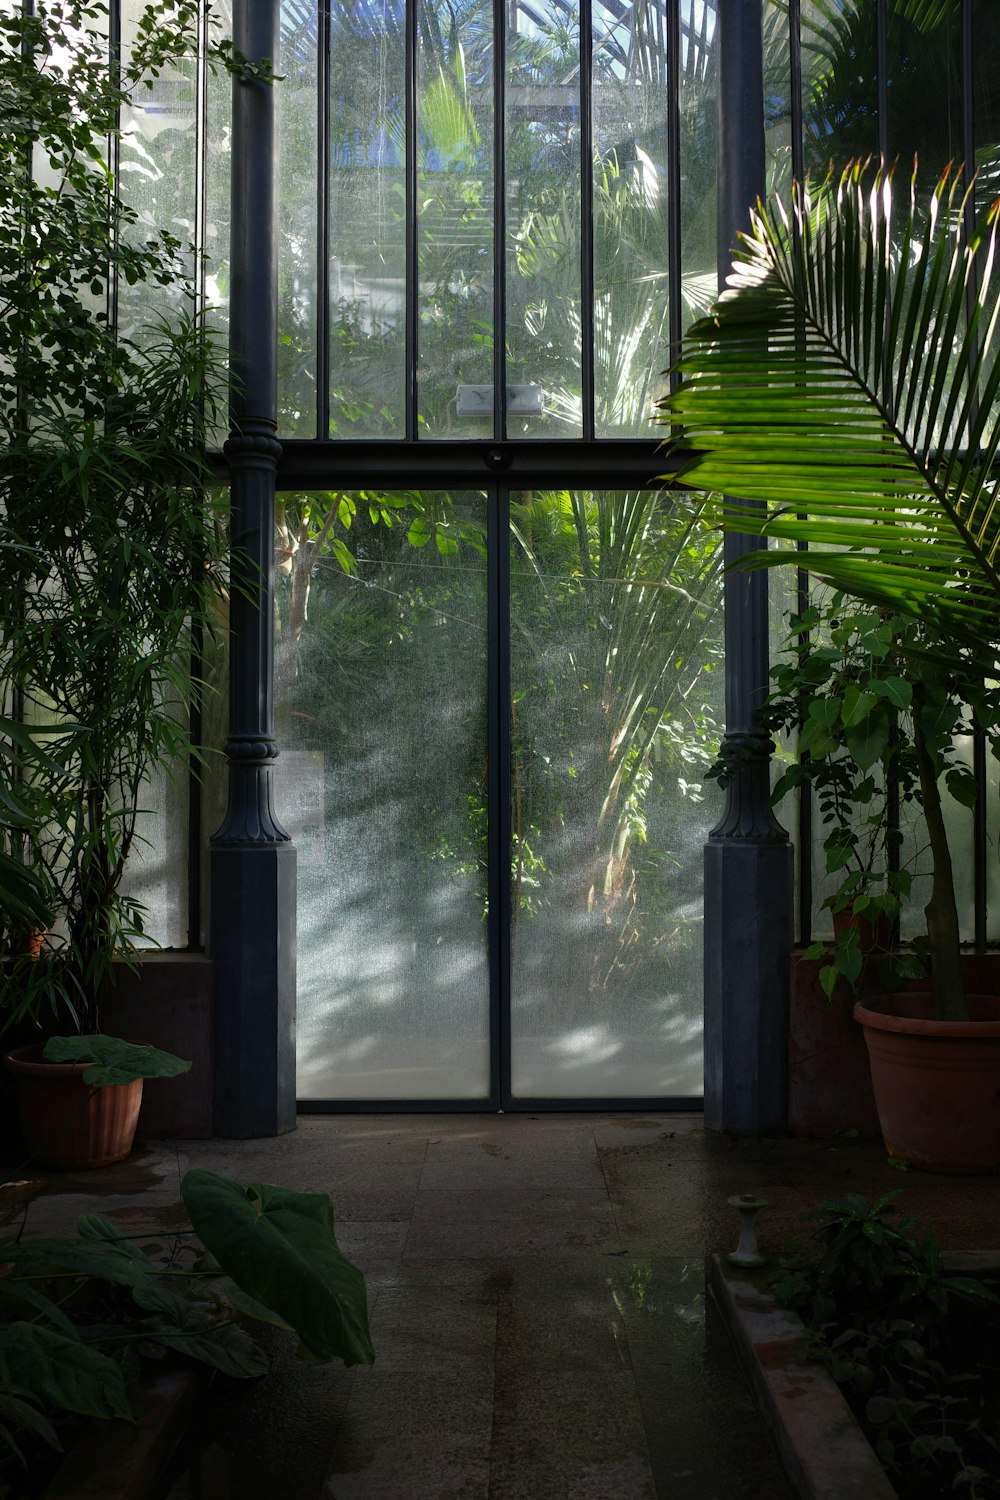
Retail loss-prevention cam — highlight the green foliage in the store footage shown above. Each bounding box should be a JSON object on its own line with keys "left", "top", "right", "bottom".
{"left": 40, "top": 1035, "right": 192, "bottom": 1087}
{"left": 0, "top": 1173, "right": 374, "bottom": 1472}
{"left": 181, "top": 1170, "right": 375, "bottom": 1367}
{"left": 0, "top": 2, "right": 248, "bottom": 1036}
{"left": 662, "top": 159, "right": 1000, "bottom": 665}
{"left": 662, "top": 159, "right": 1000, "bottom": 1020}
{"left": 774, "top": 1193, "right": 1000, "bottom": 1497}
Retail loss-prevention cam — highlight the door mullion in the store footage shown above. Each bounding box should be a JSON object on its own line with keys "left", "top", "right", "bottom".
{"left": 487, "top": 485, "right": 512, "bottom": 1107}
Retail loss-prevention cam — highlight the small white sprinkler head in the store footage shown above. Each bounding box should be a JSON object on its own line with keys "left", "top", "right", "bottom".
{"left": 727, "top": 1193, "right": 770, "bottom": 1267}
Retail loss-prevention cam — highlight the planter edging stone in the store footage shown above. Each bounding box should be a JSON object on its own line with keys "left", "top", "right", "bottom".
{"left": 710, "top": 1250, "right": 1000, "bottom": 1500}
{"left": 707, "top": 1253, "right": 899, "bottom": 1500}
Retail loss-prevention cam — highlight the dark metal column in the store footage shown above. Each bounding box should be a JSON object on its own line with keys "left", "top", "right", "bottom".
{"left": 703, "top": 0, "right": 792, "bottom": 1134}
{"left": 209, "top": 0, "right": 296, "bottom": 1137}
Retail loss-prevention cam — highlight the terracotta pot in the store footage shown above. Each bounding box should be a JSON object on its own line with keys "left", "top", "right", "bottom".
{"left": 854, "top": 993, "right": 1000, "bottom": 1174}
{"left": 4, "top": 1044, "right": 143, "bottom": 1170}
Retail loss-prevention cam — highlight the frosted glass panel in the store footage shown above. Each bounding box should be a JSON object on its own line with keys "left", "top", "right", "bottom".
{"left": 509, "top": 490, "right": 723, "bottom": 1098}
{"left": 119, "top": 767, "right": 189, "bottom": 949}
{"left": 277, "top": 492, "right": 490, "bottom": 1100}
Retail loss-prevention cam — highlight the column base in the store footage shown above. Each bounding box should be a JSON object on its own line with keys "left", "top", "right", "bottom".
{"left": 704, "top": 836, "right": 793, "bottom": 1134}
{"left": 210, "top": 842, "right": 297, "bottom": 1137}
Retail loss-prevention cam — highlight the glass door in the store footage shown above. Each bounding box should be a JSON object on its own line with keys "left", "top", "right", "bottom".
{"left": 277, "top": 484, "right": 723, "bottom": 1105}
{"left": 275, "top": 490, "right": 493, "bottom": 1101}
{"left": 267, "top": 0, "right": 724, "bottom": 1105}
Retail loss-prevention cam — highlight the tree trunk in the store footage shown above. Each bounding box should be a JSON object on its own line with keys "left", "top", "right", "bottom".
{"left": 911, "top": 688, "right": 968, "bottom": 1021}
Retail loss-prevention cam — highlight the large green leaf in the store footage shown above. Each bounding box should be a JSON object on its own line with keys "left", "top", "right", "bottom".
{"left": 659, "top": 161, "right": 1000, "bottom": 668}
{"left": 0, "top": 1390, "right": 63, "bottom": 1464}
{"left": 1, "top": 1323, "right": 131, "bottom": 1423}
{"left": 2, "top": 1236, "right": 158, "bottom": 1291}
{"left": 0, "top": 1276, "right": 80, "bottom": 1338}
{"left": 180, "top": 1170, "right": 375, "bottom": 1367}
{"left": 42, "top": 1034, "right": 191, "bottom": 1086}
{"left": 129, "top": 1283, "right": 269, "bottom": 1379}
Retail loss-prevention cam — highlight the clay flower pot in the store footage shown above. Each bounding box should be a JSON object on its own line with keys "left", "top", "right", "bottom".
{"left": 4, "top": 1044, "right": 143, "bottom": 1170}
{"left": 854, "top": 993, "right": 1000, "bottom": 1174}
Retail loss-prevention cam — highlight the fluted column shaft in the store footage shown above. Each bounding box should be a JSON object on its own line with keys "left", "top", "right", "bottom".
{"left": 209, "top": 0, "right": 296, "bottom": 1137}
{"left": 703, "top": 0, "right": 792, "bottom": 1134}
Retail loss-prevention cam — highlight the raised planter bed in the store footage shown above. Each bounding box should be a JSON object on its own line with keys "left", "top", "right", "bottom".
{"left": 40, "top": 1368, "right": 208, "bottom": 1500}
{"left": 709, "top": 1251, "right": 1000, "bottom": 1500}
{"left": 707, "top": 1253, "right": 897, "bottom": 1500}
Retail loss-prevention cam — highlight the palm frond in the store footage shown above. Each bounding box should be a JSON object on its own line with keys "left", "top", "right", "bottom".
{"left": 658, "top": 160, "right": 1000, "bottom": 662}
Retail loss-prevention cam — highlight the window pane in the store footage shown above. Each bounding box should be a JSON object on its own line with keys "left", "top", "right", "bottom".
{"left": 762, "top": 0, "right": 792, "bottom": 202}
{"left": 119, "top": 0, "right": 199, "bottom": 338}
{"left": 509, "top": 489, "right": 724, "bottom": 1098}
{"left": 799, "top": 0, "right": 873, "bottom": 179}
{"left": 417, "top": 0, "right": 495, "bottom": 436}
{"left": 886, "top": 0, "right": 962, "bottom": 198}
{"left": 679, "top": 0, "right": 717, "bottom": 331}
{"left": 506, "top": 1, "right": 582, "bottom": 435}
{"left": 278, "top": 3, "right": 319, "bottom": 438}
{"left": 276, "top": 491, "right": 491, "bottom": 1099}
{"left": 329, "top": 0, "right": 406, "bottom": 436}
{"left": 204, "top": 0, "right": 232, "bottom": 445}
{"left": 592, "top": 0, "right": 671, "bottom": 435}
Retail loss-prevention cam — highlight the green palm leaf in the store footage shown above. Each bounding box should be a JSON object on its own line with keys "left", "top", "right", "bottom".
{"left": 658, "top": 160, "right": 1000, "bottom": 666}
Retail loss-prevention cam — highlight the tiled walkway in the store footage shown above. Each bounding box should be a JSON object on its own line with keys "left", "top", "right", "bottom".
{"left": 4, "top": 1114, "right": 1000, "bottom": 1499}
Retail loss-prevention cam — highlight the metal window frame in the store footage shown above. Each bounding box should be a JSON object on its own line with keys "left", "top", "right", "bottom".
{"left": 261, "top": 0, "right": 707, "bottom": 1113}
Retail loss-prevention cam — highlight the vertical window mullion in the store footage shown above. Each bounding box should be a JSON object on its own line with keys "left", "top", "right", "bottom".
{"left": 666, "top": 0, "right": 681, "bottom": 396}
{"left": 960, "top": 0, "right": 988, "bottom": 946}
{"left": 488, "top": 486, "right": 511, "bottom": 1105}
{"left": 580, "top": 0, "right": 594, "bottom": 440}
{"left": 108, "top": 1, "right": 121, "bottom": 336}
{"left": 494, "top": 0, "right": 508, "bottom": 440}
{"left": 406, "top": 0, "right": 419, "bottom": 441}
{"left": 788, "top": 0, "right": 803, "bottom": 188}
{"left": 876, "top": 0, "right": 888, "bottom": 163}
{"left": 788, "top": 0, "right": 812, "bottom": 945}
{"left": 318, "top": 1, "right": 331, "bottom": 440}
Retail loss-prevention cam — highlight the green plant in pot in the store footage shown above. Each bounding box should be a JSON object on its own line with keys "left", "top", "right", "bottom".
{"left": 711, "top": 593, "right": 921, "bottom": 1000}
{"left": 660, "top": 160, "right": 1000, "bottom": 1171}
{"left": 0, "top": 2, "right": 238, "bottom": 1166}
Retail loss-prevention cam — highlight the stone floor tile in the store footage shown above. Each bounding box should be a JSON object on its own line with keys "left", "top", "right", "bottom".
{"left": 402, "top": 1211, "right": 622, "bottom": 1260}
{"left": 410, "top": 1184, "right": 615, "bottom": 1225}
{"left": 489, "top": 1366, "right": 654, "bottom": 1500}
{"left": 322, "top": 1373, "right": 493, "bottom": 1500}
{"left": 418, "top": 1144, "right": 606, "bottom": 1193}
{"left": 493, "top": 1272, "right": 636, "bottom": 1374}
{"left": 332, "top": 1219, "right": 409, "bottom": 1270}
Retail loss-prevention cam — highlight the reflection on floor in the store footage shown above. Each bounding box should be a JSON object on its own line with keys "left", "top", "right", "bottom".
{"left": 5, "top": 1114, "right": 1000, "bottom": 1498}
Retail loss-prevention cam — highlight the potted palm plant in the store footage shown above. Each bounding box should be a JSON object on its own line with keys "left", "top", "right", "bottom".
{"left": 660, "top": 159, "right": 1000, "bottom": 1172}
{"left": 0, "top": 1, "right": 235, "bottom": 1166}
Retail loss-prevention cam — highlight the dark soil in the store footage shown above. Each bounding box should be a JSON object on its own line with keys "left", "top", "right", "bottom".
{"left": 842, "top": 1298, "right": 1000, "bottom": 1500}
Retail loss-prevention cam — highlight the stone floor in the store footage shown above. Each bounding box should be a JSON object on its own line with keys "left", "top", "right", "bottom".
{"left": 4, "top": 1112, "right": 1000, "bottom": 1499}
